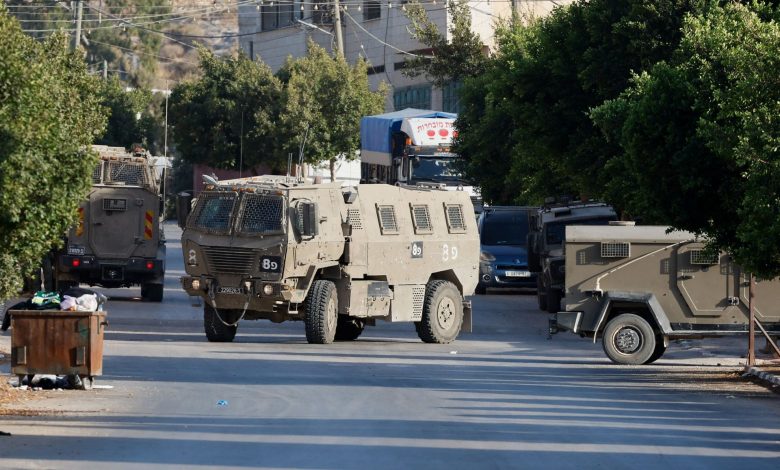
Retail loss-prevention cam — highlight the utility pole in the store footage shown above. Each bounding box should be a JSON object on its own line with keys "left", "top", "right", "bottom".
{"left": 332, "top": 0, "right": 344, "bottom": 56}
{"left": 102, "top": 60, "right": 108, "bottom": 79}
{"left": 74, "top": 0, "right": 83, "bottom": 50}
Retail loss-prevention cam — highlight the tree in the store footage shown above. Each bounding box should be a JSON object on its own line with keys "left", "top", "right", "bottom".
{"left": 456, "top": 0, "right": 706, "bottom": 205}
{"left": 402, "top": 0, "right": 489, "bottom": 88}
{"left": 96, "top": 77, "right": 162, "bottom": 152}
{"left": 282, "top": 41, "right": 386, "bottom": 181}
{"left": 168, "top": 48, "right": 285, "bottom": 172}
{"left": 592, "top": 3, "right": 780, "bottom": 277}
{"left": 0, "top": 7, "right": 107, "bottom": 299}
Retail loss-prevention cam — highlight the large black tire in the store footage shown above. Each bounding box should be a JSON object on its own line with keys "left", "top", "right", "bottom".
{"left": 416, "top": 280, "right": 463, "bottom": 344}
{"left": 335, "top": 316, "right": 365, "bottom": 341}
{"left": 536, "top": 277, "right": 547, "bottom": 311}
{"left": 602, "top": 314, "right": 657, "bottom": 365}
{"left": 644, "top": 335, "right": 667, "bottom": 364}
{"left": 204, "top": 304, "right": 237, "bottom": 342}
{"left": 304, "top": 280, "right": 338, "bottom": 344}
{"left": 142, "top": 283, "right": 164, "bottom": 302}
{"left": 546, "top": 287, "right": 562, "bottom": 314}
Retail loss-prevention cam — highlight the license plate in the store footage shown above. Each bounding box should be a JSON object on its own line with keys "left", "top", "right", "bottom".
{"left": 67, "top": 245, "right": 85, "bottom": 255}
{"left": 504, "top": 270, "right": 531, "bottom": 278}
{"left": 217, "top": 286, "right": 243, "bottom": 295}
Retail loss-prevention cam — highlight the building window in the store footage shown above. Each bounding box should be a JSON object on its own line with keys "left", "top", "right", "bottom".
{"left": 262, "top": 4, "right": 295, "bottom": 31}
{"left": 393, "top": 85, "right": 432, "bottom": 111}
{"left": 363, "top": 1, "right": 381, "bottom": 20}
{"left": 442, "top": 80, "right": 462, "bottom": 113}
{"left": 313, "top": 1, "right": 333, "bottom": 24}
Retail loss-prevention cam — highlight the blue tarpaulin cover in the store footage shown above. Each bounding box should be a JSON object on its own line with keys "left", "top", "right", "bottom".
{"left": 360, "top": 109, "right": 456, "bottom": 165}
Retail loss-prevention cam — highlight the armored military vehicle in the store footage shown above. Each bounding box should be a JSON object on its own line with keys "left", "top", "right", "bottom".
{"left": 52, "top": 145, "right": 166, "bottom": 301}
{"left": 528, "top": 201, "right": 617, "bottom": 313}
{"left": 178, "top": 176, "right": 479, "bottom": 344}
{"left": 551, "top": 225, "right": 780, "bottom": 364}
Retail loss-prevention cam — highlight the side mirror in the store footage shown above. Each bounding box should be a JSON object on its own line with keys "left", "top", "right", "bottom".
{"left": 176, "top": 191, "right": 193, "bottom": 229}
{"left": 297, "top": 201, "right": 319, "bottom": 238}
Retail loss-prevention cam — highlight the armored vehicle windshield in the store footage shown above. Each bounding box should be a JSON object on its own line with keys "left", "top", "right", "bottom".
{"left": 189, "top": 192, "right": 286, "bottom": 236}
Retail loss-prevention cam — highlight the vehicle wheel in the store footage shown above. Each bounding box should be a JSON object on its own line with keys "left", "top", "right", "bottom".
{"left": 416, "top": 280, "right": 463, "bottom": 344}
{"left": 142, "top": 283, "right": 164, "bottom": 302}
{"left": 304, "top": 280, "right": 338, "bottom": 344}
{"left": 203, "top": 304, "right": 237, "bottom": 342}
{"left": 644, "top": 335, "right": 667, "bottom": 364}
{"left": 602, "top": 314, "right": 657, "bottom": 365}
{"left": 475, "top": 283, "right": 487, "bottom": 295}
{"left": 546, "top": 287, "right": 562, "bottom": 314}
{"left": 536, "top": 277, "right": 547, "bottom": 311}
{"left": 335, "top": 316, "right": 365, "bottom": 341}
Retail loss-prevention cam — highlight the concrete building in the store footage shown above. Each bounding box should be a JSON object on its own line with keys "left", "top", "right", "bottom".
{"left": 237, "top": 0, "right": 569, "bottom": 112}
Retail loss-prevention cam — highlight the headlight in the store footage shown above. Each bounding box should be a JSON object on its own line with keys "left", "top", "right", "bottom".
{"left": 263, "top": 284, "right": 274, "bottom": 295}
{"left": 191, "top": 279, "right": 201, "bottom": 290}
{"left": 480, "top": 251, "right": 496, "bottom": 262}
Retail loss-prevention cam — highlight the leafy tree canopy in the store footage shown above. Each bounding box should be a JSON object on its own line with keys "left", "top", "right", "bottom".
{"left": 592, "top": 3, "right": 780, "bottom": 277}
{"left": 0, "top": 7, "right": 107, "bottom": 299}
{"left": 96, "top": 77, "right": 161, "bottom": 152}
{"left": 168, "top": 47, "right": 285, "bottom": 172}
{"left": 281, "top": 40, "right": 386, "bottom": 178}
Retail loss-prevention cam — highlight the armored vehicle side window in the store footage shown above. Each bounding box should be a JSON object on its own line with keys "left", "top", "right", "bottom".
{"left": 190, "top": 193, "right": 237, "bottom": 233}
{"left": 690, "top": 249, "right": 719, "bottom": 265}
{"left": 106, "top": 161, "right": 148, "bottom": 186}
{"left": 410, "top": 204, "right": 432, "bottom": 234}
{"left": 377, "top": 205, "right": 399, "bottom": 234}
{"left": 444, "top": 204, "right": 466, "bottom": 233}
{"left": 239, "top": 194, "right": 284, "bottom": 235}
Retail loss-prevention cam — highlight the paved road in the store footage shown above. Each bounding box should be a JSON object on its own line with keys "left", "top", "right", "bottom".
{"left": 1, "top": 223, "right": 779, "bottom": 469}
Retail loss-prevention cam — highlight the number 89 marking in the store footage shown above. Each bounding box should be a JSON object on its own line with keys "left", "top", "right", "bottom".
{"left": 442, "top": 244, "right": 458, "bottom": 262}
{"left": 262, "top": 258, "right": 279, "bottom": 270}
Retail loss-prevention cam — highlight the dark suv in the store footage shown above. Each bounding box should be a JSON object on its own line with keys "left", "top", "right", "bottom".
{"left": 476, "top": 206, "right": 536, "bottom": 294}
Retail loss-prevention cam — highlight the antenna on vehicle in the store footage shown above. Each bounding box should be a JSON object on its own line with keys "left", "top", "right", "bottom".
{"left": 297, "top": 126, "right": 310, "bottom": 182}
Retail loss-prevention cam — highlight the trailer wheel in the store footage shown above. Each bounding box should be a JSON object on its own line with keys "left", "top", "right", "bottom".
{"left": 142, "top": 283, "right": 164, "bottom": 302}
{"left": 602, "top": 314, "right": 656, "bottom": 365}
{"left": 416, "top": 280, "right": 463, "bottom": 344}
{"left": 536, "top": 277, "right": 547, "bottom": 311}
{"left": 304, "top": 280, "right": 338, "bottom": 344}
{"left": 335, "top": 316, "right": 365, "bottom": 341}
{"left": 546, "top": 287, "right": 562, "bottom": 314}
{"left": 204, "top": 304, "right": 237, "bottom": 342}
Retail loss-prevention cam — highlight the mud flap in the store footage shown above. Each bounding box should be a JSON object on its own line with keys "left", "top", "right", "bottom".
{"left": 462, "top": 300, "right": 473, "bottom": 333}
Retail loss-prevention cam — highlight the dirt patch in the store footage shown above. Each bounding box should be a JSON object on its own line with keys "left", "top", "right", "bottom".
{"left": 0, "top": 347, "right": 49, "bottom": 416}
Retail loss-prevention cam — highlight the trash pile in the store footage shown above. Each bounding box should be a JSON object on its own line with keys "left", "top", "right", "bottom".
{"left": 1, "top": 288, "right": 106, "bottom": 332}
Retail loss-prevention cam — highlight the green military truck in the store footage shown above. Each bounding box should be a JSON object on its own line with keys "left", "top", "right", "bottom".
{"left": 552, "top": 224, "right": 780, "bottom": 364}
{"left": 179, "top": 176, "right": 480, "bottom": 344}
{"left": 528, "top": 201, "right": 617, "bottom": 313}
{"left": 52, "top": 145, "right": 166, "bottom": 301}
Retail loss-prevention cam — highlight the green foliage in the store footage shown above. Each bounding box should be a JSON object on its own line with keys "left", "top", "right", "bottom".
{"left": 168, "top": 47, "right": 285, "bottom": 172}
{"left": 402, "top": 0, "right": 489, "bottom": 88}
{"left": 592, "top": 3, "right": 780, "bottom": 276}
{"left": 282, "top": 41, "right": 386, "bottom": 175}
{"left": 96, "top": 77, "right": 159, "bottom": 151}
{"left": 0, "top": 8, "right": 107, "bottom": 299}
{"left": 457, "top": 0, "right": 705, "bottom": 205}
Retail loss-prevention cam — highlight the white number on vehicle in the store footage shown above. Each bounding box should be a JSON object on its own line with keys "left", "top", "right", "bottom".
{"left": 442, "top": 244, "right": 458, "bottom": 262}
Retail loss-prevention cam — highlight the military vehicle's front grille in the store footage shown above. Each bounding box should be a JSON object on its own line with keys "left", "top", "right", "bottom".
{"left": 411, "top": 204, "right": 432, "bottom": 233}
{"left": 601, "top": 242, "right": 630, "bottom": 258}
{"left": 377, "top": 205, "right": 398, "bottom": 234}
{"left": 106, "top": 161, "right": 147, "bottom": 186}
{"left": 347, "top": 209, "right": 363, "bottom": 230}
{"left": 445, "top": 204, "right": 466, "bottom": 232}
{"left": 239, "top": 194, "right": 284, "bottom": 234}
{"left": 204, "top": 247, "right": 256, "bottom": 274}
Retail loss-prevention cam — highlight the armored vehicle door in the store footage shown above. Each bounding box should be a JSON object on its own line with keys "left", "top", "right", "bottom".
{"left": 88, "top": 186, "right": 157, "bottom": 259}
{"left": 674, "top": 244, "right": 738, "bottom": 316}
{"left": 739, "top": 275, "right": 780, "bottom": 324}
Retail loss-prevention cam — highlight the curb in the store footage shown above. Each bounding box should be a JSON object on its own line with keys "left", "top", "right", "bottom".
{"left": 742, "top": 367, "right": 780, "bottom": 387}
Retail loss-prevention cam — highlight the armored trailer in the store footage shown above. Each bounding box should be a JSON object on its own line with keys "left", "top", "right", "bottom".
{"left": 53, "top": 146, "right": 166, "bottom": 301}
{"left": 528, "top": 201, "right": 617, "bottom": 313}
{"left": 179, "top": 176, "right": 479, "bottom": 344}
{"left": 552, "top": 225, "right": 780, "bottom": 364}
